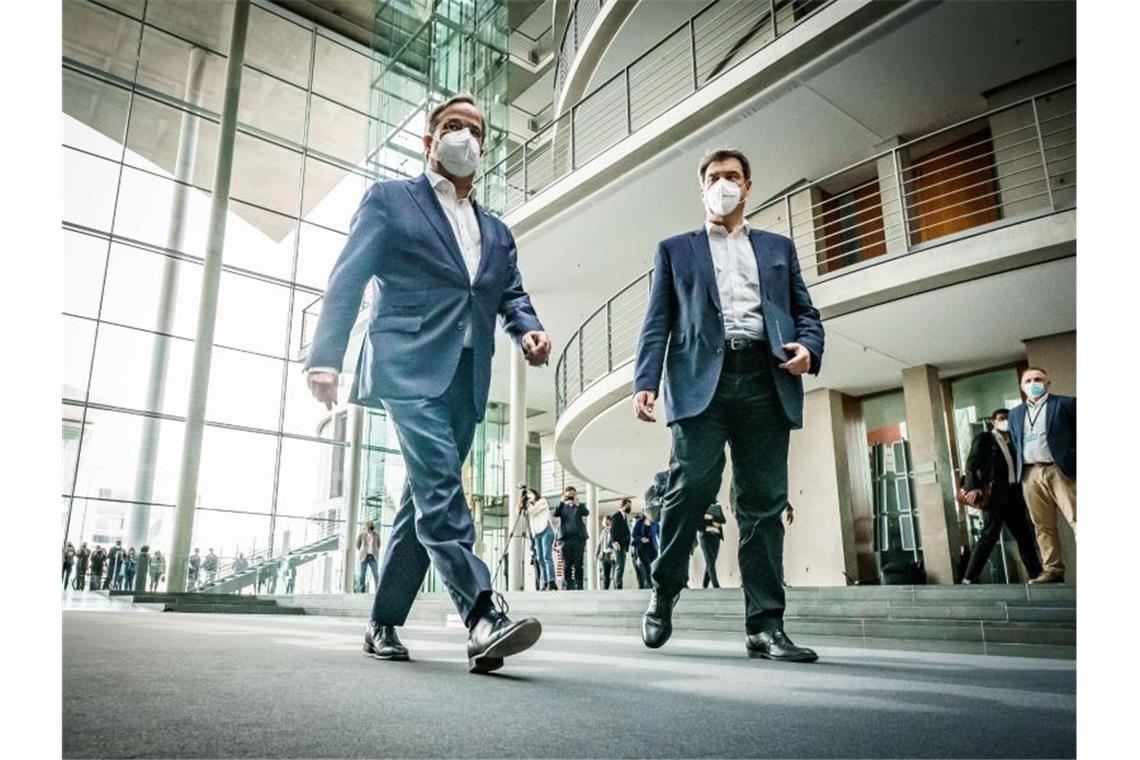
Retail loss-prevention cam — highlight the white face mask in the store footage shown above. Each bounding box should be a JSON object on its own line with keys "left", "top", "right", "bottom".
{"left": 993, "top": 420, "right": 1009, "bottom": 433}
{"left": 703, "top": 178, "right": 743, "bottom": 217}
{"left": 432, "top": 128, "right": 481, "bottom": 178}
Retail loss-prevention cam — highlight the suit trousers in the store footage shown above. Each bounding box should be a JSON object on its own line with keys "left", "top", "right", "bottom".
{"left": 651, "top": 347, "right": 790, "bottom": 634}
{"left": 612, "top": 549, "right": 626, "bottom": 589}
{"left": 561, "top": 537, "right": 586, "bottom": 589}
{"left": 962, "top": 485, "right": 1042, "bottom": 582}
{"left": 371, "top": 350, "right": 492, "bottom": 627}
{"left": 699, "top": 533, "right": 722, "bottom": 588}
{"left": 1021, "top": 463, "right": 1077, "bottom": 575}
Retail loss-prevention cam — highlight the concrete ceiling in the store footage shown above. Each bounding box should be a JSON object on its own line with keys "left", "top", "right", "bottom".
{"left": 568, "top": 255, "right": 1076, "bottom": 498}
{"left": 487, "top": 0, "right": 1076, "bottom": 432}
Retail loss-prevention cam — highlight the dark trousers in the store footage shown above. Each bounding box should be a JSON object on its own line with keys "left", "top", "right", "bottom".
{"left": 600, "top": 559, "right": 614, "bottom": 589}
{"left": 63, "top": 564, "right": 73, "bottom": 590}
{"left": 635, "top": 544, "right": 657, "bottom": 589}
{"left": 371, "top": 351, "right": 492, "bottom": 628}
{"left": 612, "top": 549, "right": 626, "bottom": 589}
{"left": 89, "top": 571, "right": 102, "bottom": 591}
{"left": 700, "top": 533, "right": 722, "bottom": 588}
{"left": 561, "top": 537, "right": 586, "bottom": 589}
{"left": 963, "top": 485, "right": 1043, "bottom": 582}
{"left": 651, "top": 348, "right": 790, "bottom": 634}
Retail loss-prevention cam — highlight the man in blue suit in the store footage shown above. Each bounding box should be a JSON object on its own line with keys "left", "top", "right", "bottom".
{"left": 633, "top": 149, "right": 824, "bottom": 662}
{"left": 1008, "top": 367, "right": 1076, "bottom": 584}
{"left": 305, "top": 95, "right": 551, "bottom": 673}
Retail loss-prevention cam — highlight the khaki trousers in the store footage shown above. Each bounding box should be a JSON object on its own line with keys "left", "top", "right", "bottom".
{"left": 1021, "top": 463, "right": 1077, "bottom": 575}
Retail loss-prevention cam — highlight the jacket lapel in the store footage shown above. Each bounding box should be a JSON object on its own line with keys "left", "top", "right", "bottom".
{"left": 406, "top": 174, "right": 469, "bottom": 277}
{"left": 748, "top": 229, "right": 770, "bottom": 301}
{"left": 471, "top": 199, "right": 494, "bottom": 284}
{"left": 689, "top": 230, "right": 722, "bottom": 311}
{"left": 1045, "top": 394, "right": 1060, "bottom": 432}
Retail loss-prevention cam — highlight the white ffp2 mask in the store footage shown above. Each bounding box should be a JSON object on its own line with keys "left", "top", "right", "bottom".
{"left": 703, "top": 178, "right": 742, "bottom": 216}
{"left": 433, "top": 128, "right": 481, "bottom": 178}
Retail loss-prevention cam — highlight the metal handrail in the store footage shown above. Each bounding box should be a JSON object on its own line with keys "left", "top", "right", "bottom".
{"left": 553, "top": 83, "right": 1076, "bottom": 418}
{"left": 484, "top": 0, "right": 831, "bottom": 216}
{"left": 553, "top": 0, "right": 605, "bottom": 106}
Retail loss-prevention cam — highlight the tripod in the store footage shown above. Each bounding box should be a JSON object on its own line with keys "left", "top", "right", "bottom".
{"left": 493, "top": 492, "right": 537, "bottom": 590}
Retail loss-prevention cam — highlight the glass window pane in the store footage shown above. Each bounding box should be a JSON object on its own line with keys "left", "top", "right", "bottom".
{"left": 295, "top": 223, "right": 346, "bottom": 290}
{"left": 136, "top": 26, "right": 228, "bottom": 114}
{"left": 144, "top": 0, "right": 234, "bottom": 56}
{"left": 239, "top": 66, "right": 307, "bottom": 144}
{"left": 98, "top": 0, "right": 145, "bottom": 20}
{"left": 73, "top": 407, "right": 185, "bottom": 505}
{"left": 87, "top": 321, "right": 193, "bottom": 416}
{"left": 63, "top": 316, "right": 97, "bottom": 401}
{"left": 189, "top": 509, "right": 271, "bottom": 573}
{"left": 100, "top": 243, "right": 202, "bottom": 339}
{"left": 225, "top": 200, "right": 297, "bottom": 282}
{"left": 64, "top": 231, "right": 108, "bottom": 319}
{"left": 204, "top": 348, "right": 284, "bottom": 432}
{"left": 63, "top": 1, "right": 141, "bottom": 81}
{"left": 301, "top": 158, "right": 371, "bottom": 232}
{"left": 64, "top": 149, "right": 120, "bottom": 232}
{"left": 312, "top": 36, "right": 371, "bottom": 113}
{"left": 231, "top": 133, "right": 302, "bottom": 215}
{"left": 246, "top": 6, "right": 312, "bottom": 88}
{"left": 125, "top": 94, "right": 219, "bottom": 190}
{"left": 281, "top": 359, "right": 343, "bottom": 437}
{"left": 63, "top": 69, "right": 130, "bottom": 160}
{"left": 196, "top": 427, "right": 278, "bottom": 512}
{"left": 307, "top": 95, "right": 372, "bottom": 165}
{"left": 214, "top": 272, "right": 291, "bottom": 356}
{"left": 113, "top": 167, "right": 211, "bottom": 256}
{"left": 276, "top": 437, "right": 346, "bottom": 519}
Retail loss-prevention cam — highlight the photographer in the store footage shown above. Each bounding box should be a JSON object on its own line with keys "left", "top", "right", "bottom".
{"left": 524, "top": 488, "right": 557, "bottom": 591}
{"left": 553, "top": 486, "right": 589, "bottom": 590}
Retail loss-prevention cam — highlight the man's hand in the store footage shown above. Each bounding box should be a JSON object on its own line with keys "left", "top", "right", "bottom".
{"left": 521, "top": 331, "right": 551, "bottom": 367}
{"left": 784, "top": 506, "right": 795, "bottom": 526}
{"left": 307, "top": 371, "right": 338, "bottom": 410}
{"left": 612, "top": 541, "right": 621, "bottom": 553}
{"left": 964, "top": 489, "right": 983, "bottom": 507}
{"left": 778, "top": 342, "right": 812, "bottom": 376}
{"left": 633, "top": 390, "right": 657, "bottom": 422}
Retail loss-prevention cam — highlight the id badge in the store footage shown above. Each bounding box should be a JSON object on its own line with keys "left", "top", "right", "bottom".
{"left": 1025, "top": 431, "right": 1039, "bottom": 443}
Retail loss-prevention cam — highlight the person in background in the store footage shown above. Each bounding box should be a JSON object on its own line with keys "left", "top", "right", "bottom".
{"left": 63, "top": 542, "right": 76, "bottom": 591}
{"left": 105, "top": 539, "right": 123, "bottom": 590}
{"left": 608, "top": 499, "right": 633, "bottom": 589}
{"left": 233, "top": 553, "right": 250, "bottom": 576}
{"left": 632, "top": 513, "right": 659, "bottom": 590}
{"left": 149, "top": 550, "right": 166, "bottom": 593}
{"left": 553, "top": 486, "right": 590, "bottom": 590}
{"left": 74, "top": 543, "right": 90, "bottom": 591}
{"left": 597, "top": 515, "right": 616, "bottom": 590}
{"left": 699, "top": 502, "right": 726, "bottom": 588}
{"left": 134, "top": 546, "right": 150, "bottom": 593}
{"left": 1008, "top": 367, "right": 1076, "bottom": 584}
{"left": 356, "top": 521, "right": 381, "bottom": 593}
{"left": 525, "top": 489, "right": 557, "bottom": 591}
{"left": 123, "top": 548, "right": 138, "bottom": 591}
{"left": 203, "top": 549, "right": 219, "bottom": 586}
{"left": 961, "top": 408, "right": 1044, "bottom": 584}
{"left": 286, "top": 558, "right": 298, "bottom": 594}
{"left": 89, "top": 546, "right": 106, "bottom": 591}
{"left": 187, "top": 548, "right": 201, "bottom": 591}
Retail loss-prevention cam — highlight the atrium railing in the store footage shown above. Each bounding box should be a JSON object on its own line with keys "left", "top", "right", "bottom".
{"left": 553, "top": 0, "right": 605, "bottom": 104}
{"left": 484, "top": 0, "right": 833, "bottom": 216}
{"left": 511, "top": 24, "right": 555, "bottom": 65}
{"left": 553, "top": 83, "right": 1076, "bottom": 418}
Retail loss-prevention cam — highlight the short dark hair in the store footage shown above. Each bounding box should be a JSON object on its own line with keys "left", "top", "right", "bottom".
{"left": 698, "top": 149, "right": 751, "bottom": 183}
{"left": 621, "top": 497, "right": 631, "bottom": 506}
{"left": 1021, "top": 366, "right": 1049, "bottom": 380}
{"left": 991, "top": 408, "right": 1009, "bottom": 419}
{"left": 565, "top": 485, "right": 577, "bottom": 492}
{"left": 427, "top": 93, "right": 485, "bottom": 138}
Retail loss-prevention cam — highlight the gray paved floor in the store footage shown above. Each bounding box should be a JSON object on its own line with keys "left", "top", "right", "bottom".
{"left": 62, "top": 606, "right": 1075, "bottom": 758}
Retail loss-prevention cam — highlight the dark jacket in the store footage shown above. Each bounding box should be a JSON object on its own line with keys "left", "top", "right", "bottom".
{"left": 1008, "top": 394, "right": 1076, "bottom": 481}
{"left": 633, "top": 519, "right": 659, "bottom": 555}
{"left": 553, "top": 501, "right": 589, "bottom": 541}
{"left": 89, "top": 551, "right": 106, "bottom": 574}
{"left": 964, "top": 430, "right": 1020, "bottom": 507}
{"left": 609, "top": 511, "right": 632, "bottom": 551}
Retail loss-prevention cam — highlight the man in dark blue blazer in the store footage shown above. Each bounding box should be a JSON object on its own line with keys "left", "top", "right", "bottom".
{"left": 305, "top": 95, "right": 551, "bottom": 673}
{"left": 1008, "top": 367, "right": 1076, "bottom": 584}
{"left": 633, "top": 149, "right": 824, "bottom": 663}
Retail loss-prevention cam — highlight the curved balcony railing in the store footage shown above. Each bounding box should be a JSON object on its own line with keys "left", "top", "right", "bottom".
{"left": 553, "top": 0, "right": 606, "bottom": 107}
{"left": 553, "top": 83, "right": 1077, "bottom": 418}
{"left": 481, "top": 0, "right": 835, "bottom": 216}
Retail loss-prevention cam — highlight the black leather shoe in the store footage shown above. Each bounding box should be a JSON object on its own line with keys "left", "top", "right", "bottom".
{"left": 466, "top": 600, "right": 542, "bottom": 674}
{"left": 641, "top": 588, "right": 680, "bottom": 649}
{"left": 363, "top": 621, "right": 409, "bottom": 661}
{"left": 745, "top": 629, "right": 818, "bottom": 663}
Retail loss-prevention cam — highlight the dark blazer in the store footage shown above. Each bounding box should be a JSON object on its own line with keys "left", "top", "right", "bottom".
{"left": 632, "top": 519, "right": 659, "bottom": 554}
{"left": 304, "top": 174, "right": 543, "bottom": 421}
{"left": 963, "top": 431, "right": 1020, "bottom": 507}
{"left": 1008, "top": 394, "right": 1076, "bottom": 481}
{"left": 608, "top": 511, "right": 631, "bottom": 551}
{"left": 553, "top": 501, "right": 589, "bottom": 541}
{"left": 633, "top": 228, "right": 824, "bottom": 427}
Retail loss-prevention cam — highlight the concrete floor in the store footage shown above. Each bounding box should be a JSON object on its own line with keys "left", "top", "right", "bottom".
{"left": 62, "top": 604, "right": 1075, "bottom": 759}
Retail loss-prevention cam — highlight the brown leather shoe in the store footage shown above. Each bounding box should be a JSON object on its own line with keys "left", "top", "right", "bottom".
{"left": 1028, "top": 571, "right": 1065, "bottom": 584}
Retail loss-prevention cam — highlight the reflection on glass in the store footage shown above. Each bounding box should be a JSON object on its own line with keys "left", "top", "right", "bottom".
{"left": 63, "top": 70, "right": 130, "bottom": 160}
{"left": 246, "top": 5, "right": 313, "bottom": 88}
{"left": 312, "top": 36, "right": 372, "bottom": 113}
{"left": 126, "top": 94, "right": 219, "bottom": 190}
{"left": 307, "top": 95, "right": 372, "bottom": 165}
{"left": 145, "top": 0, "right": 235, "bottom": 56}
{"left": 239, "top": 66, "right": 308, "bottom": 144}
{"left": 63, "top": 1, "right": 141, "bottom": 80}
{"left": 136, "top": 26, "right": 228, "bottom": 114}
{"left": 231, "top": 132, "right": 303, "bottom": 215}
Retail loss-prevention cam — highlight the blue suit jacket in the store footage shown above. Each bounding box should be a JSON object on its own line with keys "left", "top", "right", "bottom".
{"left": 1008, "top": 394, "right": 1077, "bottom": 481}
{"left": 633, "top": 228, "right": 824, "bottom": 428}
{"left": 304, "top": 174, "right": 543, "bottom": 421}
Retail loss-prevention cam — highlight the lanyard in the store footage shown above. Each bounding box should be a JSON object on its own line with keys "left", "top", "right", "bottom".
{"left": 1026, "top": 399, "right": 1047, "bottom": 429}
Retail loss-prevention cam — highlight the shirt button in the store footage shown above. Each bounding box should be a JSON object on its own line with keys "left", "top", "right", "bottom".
{"left": 716, "top": 348, "right": 723, "bottom": 354}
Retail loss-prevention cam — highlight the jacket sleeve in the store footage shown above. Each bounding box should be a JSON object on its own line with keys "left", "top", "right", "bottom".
{"left": 304, "top": 184, "right": 387, "bottom": 371}
{"left": 497, "top": 229, "right": 544, "bottom": 345}
{"left": 963, "top": 432, "right": 987, "bottom": 491}
{"left": 787, "top": 237, "right": 824, "bottom": 375}
{"left": 634, "top": 241, "right": 675, "bottom": 395}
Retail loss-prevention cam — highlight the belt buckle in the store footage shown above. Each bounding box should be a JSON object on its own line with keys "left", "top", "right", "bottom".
{"left": 728, "top": 337, "right": 747, "bottom": 351}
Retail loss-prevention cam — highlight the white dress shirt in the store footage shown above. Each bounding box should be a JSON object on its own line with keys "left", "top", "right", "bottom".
{"left": 705, "top": 219, "right": 765, "bottom": 340}
{"left": 1022, "top": 393, "right": 1054, "bottom": 465}
{"left": 309, "top": 170, "right": 482, "bottom": 375}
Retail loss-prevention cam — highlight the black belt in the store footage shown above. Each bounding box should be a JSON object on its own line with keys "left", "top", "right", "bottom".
{"left": 725, "top": 336, "right": 766, "bottom": 351}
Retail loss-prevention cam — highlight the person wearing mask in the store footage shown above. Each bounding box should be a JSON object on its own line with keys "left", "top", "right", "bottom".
{"left": 632, "top": 514, "right": 659, "bottom": 590}
{"left": 89, "top": 546, "right": 106, "bottom": 591}
{"left": 553, "top": 486, "right": 590, "bottom": 590}
{"left": 203, "top": 549, "right": 219, "bottom": 586}
{"left": 597, "top": 516, "right": 616, "bottom": 590}
{"left": 123, "top": 548, "right": 138, "bottom": 591}
{"left": 187, "top": 548, "right": 201, "bottom": 591}
{"left": 63, "top": 542, "right": 76, "bottom": 591}
{"left": 960, "top": 409, "right": 1043, "bottom": 584}
{"left": 304, "top": 94, "right": 549, "bottom": 673}
{"left": 608, "top": 498, "right": 633, "bottom": 589}
{"left": 356, "top": 520, "right": 382, "bottom": 593}
{"left": 699, "top": 503, "right": 727, "bottom": 588}
{"left": 525, "top": 489, "right": 557, "bottom": 591}
{"left": 135, "top": 546, "right": 150, "bottom": 593}
{"left": 1008, "top": 367, "right": 1077, "bottom": 584}
{"left": 105, "top": 539, "right": 123, "bottom": 590}
{"left": 149, "top": 550, "right": 166, "bottom": 593}
{"left": 632, "top": 149, "right": 824, "bottom": 663}
{"left": 74, "top": 543, "right": 90, "bottom": 591}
